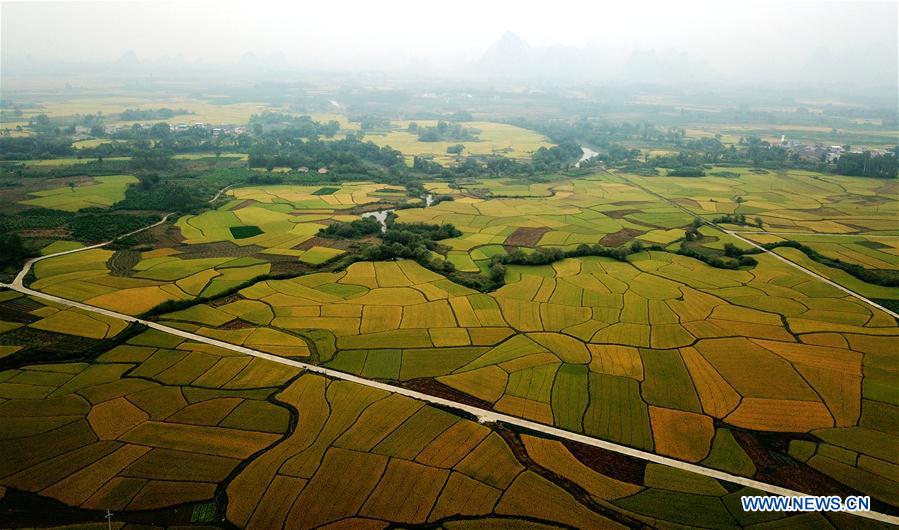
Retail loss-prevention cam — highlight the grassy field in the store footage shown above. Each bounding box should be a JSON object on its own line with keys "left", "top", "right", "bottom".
{"left": 366, "top": 120, "right": 553, "bottom": 165}
{"left": 19, "top": 175, "right": 137, "bottom": 211}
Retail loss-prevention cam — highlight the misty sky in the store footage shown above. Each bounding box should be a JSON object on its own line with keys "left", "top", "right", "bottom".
{"left": 2, "top": 1, "right": 897, "bottom": 81}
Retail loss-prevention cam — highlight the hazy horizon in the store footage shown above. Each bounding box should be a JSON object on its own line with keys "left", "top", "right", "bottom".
{"left": 2, "top": 1, "right": 898, "bottom": 86}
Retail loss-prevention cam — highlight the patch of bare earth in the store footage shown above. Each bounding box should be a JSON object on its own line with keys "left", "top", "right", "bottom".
{"left": 600, "top": 228, "right": 644, "bottom": 246}
{"left": 230, "top": 199, "right": 259, "bottom": 210}
{"left": 175, "top": 241, "right": 264, "bottom": 259}
{"left": 148, "top": 224, "right": 185, "bottom": 247}
{"left": 505, "top": 227, "right": 551, "bottom": 247}
{"left": 269, "top": 261, "right": 313, "bottom": 276}
{"left": 604, "top": 209, "right": 640, "bottom": 219}
{"left": 293, "top": 236, "right": 355, "bottom": 251}
{"left": 400, "top": 378, "right": 495, "bottom": 411}
{"left": 673, "top": 198, "right": 702, "bottom": 209}
{"left": 219, "top": 319, "right": 256, "bottom": 329}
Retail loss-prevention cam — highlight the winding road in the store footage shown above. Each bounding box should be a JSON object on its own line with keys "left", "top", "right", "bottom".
{"left": 0, "top": 188, "right": 896, "bottom": 525}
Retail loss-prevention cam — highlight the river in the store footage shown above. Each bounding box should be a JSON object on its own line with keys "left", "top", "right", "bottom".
{"left": 362, "top": 194, "right": 433, "bottom": 232}
{"left": 576, "top": 146, "right": 598, "bottom": 168}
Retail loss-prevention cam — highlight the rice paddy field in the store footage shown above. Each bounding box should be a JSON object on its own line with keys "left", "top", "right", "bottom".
{"left": 740, "top": 233, "right": 899, "bottom": 301}
{"left": 0, "top": 297, "right": 879, "bottom": 528}
{"left": 1, "top": 96, "right": 286, "bottom": 127}
{"left": 366, "top": 120, "right": 553, "bottom": 165}
{"left": 8, "top": 169, "right": 899, "bottom": 526}
{"left": 17, "top": 175, "right": 137, "bottom": 212}
{"left": 401, "top": 174, "right": 697, "bottom": 272}
{"left": 27, "top": 183, "right": 403, "bottom": 314}
{"left": 626, "top": 168, "right": 899, "bottom": 235}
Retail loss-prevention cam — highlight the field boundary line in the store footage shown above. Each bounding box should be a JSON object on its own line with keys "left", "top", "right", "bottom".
{"left": 0, "top": 280, "right": 897, "bottom": 525}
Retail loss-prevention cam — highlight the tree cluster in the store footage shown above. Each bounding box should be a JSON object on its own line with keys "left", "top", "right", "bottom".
{"left": 835, "top": 152, "right": 898, "bottom": 179}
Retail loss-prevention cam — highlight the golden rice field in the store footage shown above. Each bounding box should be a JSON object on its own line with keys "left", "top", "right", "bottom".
{"left": 5, "top": 96, "right": 287, "bottom": 126}
{"left": 402, "top": 174, "right": 695, "bottom": 272}
{"left": 366, "top": 120, "right": 553, "bottom": 165}
{"left": 150, "top": 248, "right": 899, "bottom": 507}
{"left": 15, "top": 170, "right": 899, "bottom": 520}
{"left": 739, "top": 232, "right": 899, "bottom": 301}
{"left": 0, "top": 318, "right": 860, "bottom": 528}
{"left": 625, "top": 169, "right": 899, "bottom": 235}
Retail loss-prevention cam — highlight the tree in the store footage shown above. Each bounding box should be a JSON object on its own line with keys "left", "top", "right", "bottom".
{"left": 0, "top": 229, "right": 32, "bottom": 268}
{"left": 836, "top": 152, "right": 897, "bottom": 179}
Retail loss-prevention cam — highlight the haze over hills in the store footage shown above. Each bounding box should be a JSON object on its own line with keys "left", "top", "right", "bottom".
{"left": 4, "top": 30, "right": 896, "bottom": 91}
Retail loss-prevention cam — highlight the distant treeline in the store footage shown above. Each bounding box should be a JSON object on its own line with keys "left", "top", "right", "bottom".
{"left": 409, "top": 121, "right": 479, "bottom": 142}
{"left": 247, "top": 137, "right": 406, "bottom": 175}
{"left": 249, "top": 113, "right": 340, "bottom": 138}
{"left": 119, "top": 108, "right": 193, "bottom": 121}
{"left": 835, "top": 151, "right": 898, "bottom": 179}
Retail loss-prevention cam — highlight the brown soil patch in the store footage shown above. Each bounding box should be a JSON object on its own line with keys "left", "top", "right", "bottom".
{"left": 600, "top": 228, "right": 644, "bottom": 246}
{"left": 148, "top": 224, "right": 185, "bottom": 247}
{"left": 175, "top": 241, "right": 264, "bottom": 260}
{"left": 293, "top": 237, "right": 355, "bottom": 252}
{"left": 673, "top": 198, "right": 702, "bottom": 209}
{"left": 231, "top": 199, "right": 258, "bottom": 210}
{"left": 207, "top": 294, "right": 243, "bottom": 308}
{"left": 400, "top": 378, "right": 495, "bottom": 411}
{"left": 733, "top": 431, "right": 871, "bottom": 501}
{"left": 2, "top": 296, "right": 44, "bottom": 314}
{"left": 269, "top": 261, "right": 312, "bottom": 276}
{"left": 349, "top": 202, "right": 396, "bottom": 214}
{"left": 604, "top": 209, "right": 640, "bottom": 219}
{"left": 563, "top": 439, "right": 647, "bottom": 484}
{"left": 805, "top": 207, "right": 847, "bottom": 217}
{"left": 505, "top": 227, "right": 551, "bottom": 247}
{"left": 498, "top": 427, "right": 645, "bottom": 528}
{"left": 219, "top": 319, "right": 256, "bottom": 330}
{"left": 611, "top": 201, "right": 655, "bottom": 207}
